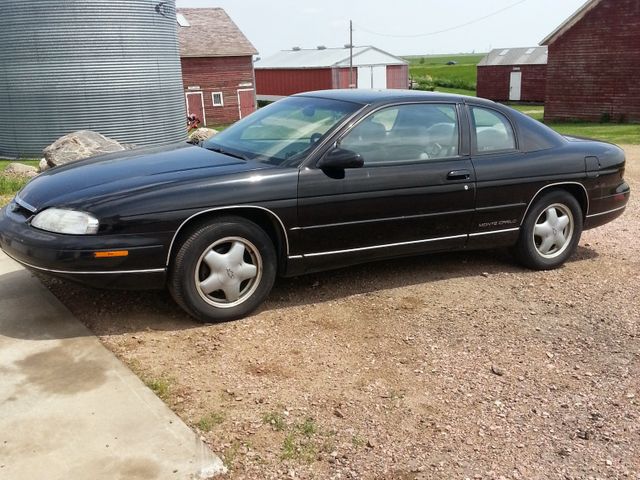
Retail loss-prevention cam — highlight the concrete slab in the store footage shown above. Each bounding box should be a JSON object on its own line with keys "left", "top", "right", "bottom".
{"left": 0, "top": 251, "right": 226, "bottom": 479}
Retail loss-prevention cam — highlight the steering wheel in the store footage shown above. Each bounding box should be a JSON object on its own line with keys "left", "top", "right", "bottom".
{"left": 425, "top": 142, "right": 444, "bottom": 158}
{"left": 310, "top": 132, "right": 323, "bottom": 145}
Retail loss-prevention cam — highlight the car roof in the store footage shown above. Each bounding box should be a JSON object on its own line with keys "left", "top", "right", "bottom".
{"left": 293, "top": 88, "right": 499, "bottom": 107}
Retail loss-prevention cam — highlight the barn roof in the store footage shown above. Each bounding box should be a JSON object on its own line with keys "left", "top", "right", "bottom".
{"left": 478, "top": 47, "right": 548, "bottom": 67}
{"left": 255, "top": 46, "right": 408, "bottom": 69}
{"left": 177, "top": 8, "right": 257, "bottom": 57}
{"left": 540, "top": 0, "right": 602, "bottom": 45}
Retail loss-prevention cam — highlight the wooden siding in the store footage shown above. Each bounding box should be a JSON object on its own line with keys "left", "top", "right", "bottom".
{"left": 332, "top": 67, "right": 355, "bottom": 89}
{"left": 477, "top": 65, "right": 547, "bottom": 102}
{"left": 255, "top": 68, "right": 333, "bottom": 96}
{"left": 544, "top": 0, "right": 640, "bottom": 122}
{"left": 386, "top": 65, "right": 409, "bottom": 89}
{"left": 181, "top": 56, "right": 255, "bottom": 125}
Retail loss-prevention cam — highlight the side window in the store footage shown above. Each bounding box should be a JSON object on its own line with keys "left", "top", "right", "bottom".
{"left": 339, "top": 104, "right": 459, "bottom": 165}
{"left": 471, "top": 107, "right": 516, "bottom": 153}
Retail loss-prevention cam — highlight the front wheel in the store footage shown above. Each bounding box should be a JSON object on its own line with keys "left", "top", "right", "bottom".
{"left": 168, "top": 217, "right": 277, "bottom": 322}
{"left": 512, "top": 190, "right": 583, "bottom": 270}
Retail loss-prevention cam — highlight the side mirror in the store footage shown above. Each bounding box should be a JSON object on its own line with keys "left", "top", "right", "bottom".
{"left": 317, "top": 147, "right": 364, "bottom": 170}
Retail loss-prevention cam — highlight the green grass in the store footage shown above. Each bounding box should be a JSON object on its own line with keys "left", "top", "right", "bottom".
{"left": 0, "top": 159, "right": 40, "bottom": 170}
{"left": 145, "top": 377, "right": 172, "bottom": 400}
{"left": 262, "top": 411, "right": 286, "bottom": 431}
{"left": 434, "top": 86, "right": 477, "bottom": 96}
{"left": 0, "top": 176, "right": 28, "bottom": 196}
{"left": 406, "top": 53, "right": 485, "bottom": 92}
{"left": 548, "top": 123, "right": 640, "bottom": 144}
{"left": 197, "top": 411, "right": 225, "bottom": 432}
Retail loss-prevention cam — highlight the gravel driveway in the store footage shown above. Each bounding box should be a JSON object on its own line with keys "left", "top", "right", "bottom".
{"left": 41, "top": 146, "right": 640, "bottom": 480}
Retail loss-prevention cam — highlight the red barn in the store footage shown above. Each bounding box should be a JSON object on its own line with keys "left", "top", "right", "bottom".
{"left": 541, "top": 0, "right": 640, "bottom": 122}
{"left": 255, "top": 46, "right": 408, "bottom": 100}
{"left": 177, "top": 8, "right": 257, "bottom": 126}
{"left": 476, "top": 47, "right": 547, "bottom": 103}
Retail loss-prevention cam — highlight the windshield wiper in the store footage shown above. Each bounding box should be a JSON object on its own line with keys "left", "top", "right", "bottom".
{"left": 205, "top": 145, "right": 248, "bottom": 161}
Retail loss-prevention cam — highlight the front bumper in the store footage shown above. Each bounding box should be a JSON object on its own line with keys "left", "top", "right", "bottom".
{"left": 0, "top": 200, "right": 168, "bottom": 289}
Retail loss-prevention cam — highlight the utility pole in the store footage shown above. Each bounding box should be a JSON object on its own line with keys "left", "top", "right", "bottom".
{"left": 349, "top": 20, "right": 353, "bottom": 88}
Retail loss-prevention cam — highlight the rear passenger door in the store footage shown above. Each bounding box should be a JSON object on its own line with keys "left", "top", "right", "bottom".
{"left": 467, "top": 104, "right": 527, "bottom": 245}
{"left": 296, "top": 102, "right": 476, "bottom": 268}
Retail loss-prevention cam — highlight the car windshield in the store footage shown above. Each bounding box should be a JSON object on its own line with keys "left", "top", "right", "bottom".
{"left": 202, "top": 96, "right": 361, "bottom": 166}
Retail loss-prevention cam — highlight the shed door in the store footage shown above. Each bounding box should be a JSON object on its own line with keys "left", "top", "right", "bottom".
{"left": 509, "top": 71, "right": 522, "bottom": 101}
{"left": 356, "top": 66, "right": 387, "bottom": 89}
{"left": 357, "top": 66, "right": 371, "bottom": 88}
{"left": 237, "top": 89, "right": 256, "bottom": 119}
{"left": 186, "top": 92, "right": 206, "bottom": 125}
{"left": 371, "top": 65, "right": 387, "bottom": 88}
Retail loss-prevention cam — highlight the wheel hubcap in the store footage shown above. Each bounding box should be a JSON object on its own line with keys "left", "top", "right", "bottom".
{"left": 195, "top": 236, "right": 262, "bottom": 308}
{"left": 532, "top": 203, "right": 574, "bottom": 259}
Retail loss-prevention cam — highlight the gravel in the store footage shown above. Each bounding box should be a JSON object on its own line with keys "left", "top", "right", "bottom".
{"left": 40, "top": 146, "right": 640, "bottom": 479}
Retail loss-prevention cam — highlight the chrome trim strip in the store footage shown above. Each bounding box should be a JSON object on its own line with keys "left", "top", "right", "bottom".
{"left": 469, "top": 227, "right": 520, "bottom": 237}
{"left": 287, "top": 255, "right": 304, "bottom": 260}
{"left": 303, "top": 234, "right": 467, "bottom": 258}
{"left": 3, "top": 251, "right": 165, "bottom": 275}
{"left": 166, "top": 205, "right": 290, "bottom": 266}
{"left": 289, "top": 208, "right": 474, "bottom": 232}
{"left": 586, "top": 205, "right": 626, "bottom": 218}
{"left": 14, "top": 195, "right": 36, "bottom": 213}
{"left": 520, "top": 182, "right": 589, "bottom": 225}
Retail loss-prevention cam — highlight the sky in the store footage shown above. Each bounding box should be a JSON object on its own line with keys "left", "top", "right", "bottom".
{"left": 175, "top": 0, "right": 588, "bottom": 58}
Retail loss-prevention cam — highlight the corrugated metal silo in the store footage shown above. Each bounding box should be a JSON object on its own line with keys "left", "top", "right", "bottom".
{"left": 0, "top": 0, "right": 187, "bottom": 158}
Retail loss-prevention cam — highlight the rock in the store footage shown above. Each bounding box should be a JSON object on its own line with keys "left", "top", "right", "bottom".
{"left": 187, "top": 127, "right": 218, "bottom": 144}
{"left": 333, "top": 408, "right": 345, "bottom": 419}
{"left": 43, "top": 130, "right": 125, "bottom": 167}
{"left": 3, "top": 162, "right": 38, "bottom": 178}
{"left": 366, "top": 439, "right": 376, "bottom": 449}
{"left": 38, "top": 158, "right": 49, "bottom": 172}
{"left": 491, "top": 364, "right": 505, "bottom": 376}
{"left": 481, "top": 272, "right": 490, "bottom": 278}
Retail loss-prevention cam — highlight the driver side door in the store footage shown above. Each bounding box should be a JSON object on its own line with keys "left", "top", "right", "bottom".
{"left": 295, "top": 102, "right": 476, "bottom": 270}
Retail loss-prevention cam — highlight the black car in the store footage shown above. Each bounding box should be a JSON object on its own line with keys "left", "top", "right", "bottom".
{"left": 0, "top": 90, "right": 630, "bottom": 322}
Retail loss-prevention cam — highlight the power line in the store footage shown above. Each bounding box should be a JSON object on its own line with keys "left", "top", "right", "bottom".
{"left": 354, "top": 0, "right": 529, "bottom": 38}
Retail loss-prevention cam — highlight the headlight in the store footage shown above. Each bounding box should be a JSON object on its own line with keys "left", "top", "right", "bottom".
{"left": 31, "top": 208, "right": 99, "bottom": 235}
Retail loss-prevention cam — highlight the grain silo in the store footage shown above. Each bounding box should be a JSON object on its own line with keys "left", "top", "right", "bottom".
{"left": 0, "top": 0, "right": 187, "bottom": 158}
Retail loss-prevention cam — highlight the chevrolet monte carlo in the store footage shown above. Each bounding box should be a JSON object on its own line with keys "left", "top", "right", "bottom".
{"left": 0, "top": 90, "right": 630, "bottom": 322}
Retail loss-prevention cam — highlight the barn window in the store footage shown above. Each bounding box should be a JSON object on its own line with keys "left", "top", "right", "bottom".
{"left": 212, "top": 92, "right": 224, "bottom": 107}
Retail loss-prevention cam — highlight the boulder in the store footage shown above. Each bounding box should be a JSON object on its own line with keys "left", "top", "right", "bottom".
{"left": 188, "top": 128, "right": 218, "bottom": 144}
{"left": 38, "top": 158, "right": 49, "bottom": 172}
{"left": 43, "top": 130, "right": 125, "bottom": 167}
{"left": 3, "top": 162, "right": 38, "bottom": 178}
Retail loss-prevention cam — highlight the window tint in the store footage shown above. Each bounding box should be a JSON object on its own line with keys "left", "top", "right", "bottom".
{"left": 471, "top": 107, "right": 516, "bottom": 153}
{"left": 339, "top": 104, "right": 459, "bottom": 165}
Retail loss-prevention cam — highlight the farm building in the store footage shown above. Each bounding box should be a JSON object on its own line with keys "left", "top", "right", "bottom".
{"left": 254, "top": 46, "right": 408, "bottom": 99}
{"left": 477, "top": 47, "right": 547, "bottom": 103}
{"left": 541, "top": 0, "right": 640, "bottom": 122}
{"left": 177, "top": 8, "right": 257, "bottom": 126}
{"left": 0, "top": 0, "right": 186, "bottom": 158}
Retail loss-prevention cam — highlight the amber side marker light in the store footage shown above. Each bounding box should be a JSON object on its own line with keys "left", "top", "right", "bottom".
{"left": 93, "top": 250, "right": 129, "bottom": 258}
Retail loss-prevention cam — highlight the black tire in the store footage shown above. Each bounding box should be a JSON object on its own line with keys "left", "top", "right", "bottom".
{"left": 512, "top": 190, "right": 583, "bottom": 270}
{"left": 168, "top": 216, "right": 277, "bottom": 322}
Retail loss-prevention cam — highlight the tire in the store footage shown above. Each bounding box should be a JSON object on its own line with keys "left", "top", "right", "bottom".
{"left": 512, "top": 190, "right": 583, "bottom": 270}
{"left": 168, "top": 216, "right": 277, "bottom": 322}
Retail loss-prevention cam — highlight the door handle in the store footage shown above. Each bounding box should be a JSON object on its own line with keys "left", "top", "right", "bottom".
{"left": 447, "top": 169, "right": 471, "bottom": 180}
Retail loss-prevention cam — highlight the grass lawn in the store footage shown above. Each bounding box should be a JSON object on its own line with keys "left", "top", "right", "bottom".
{"left": 0, "top": 159, "right": 39, "bottom": 206}
{"left": 434, "top": 86, "right": 477, "bottom": 96}
{"left": 406, "top": 53, "right": 485, "bottom": 92}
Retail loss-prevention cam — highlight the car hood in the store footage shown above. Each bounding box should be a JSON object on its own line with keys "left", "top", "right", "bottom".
{"left": 17, "top": 143, "right": 272, "bottom": 211}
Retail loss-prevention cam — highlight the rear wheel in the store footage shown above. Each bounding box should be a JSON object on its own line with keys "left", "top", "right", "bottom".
{"left": 169, "top": 217, "right": 277, "bottom": 322}
{"left": 513, "top": 190, "right": 583, "bottom": 270}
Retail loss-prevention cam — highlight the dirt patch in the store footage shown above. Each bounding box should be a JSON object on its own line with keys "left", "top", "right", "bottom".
{"left": 41, "top": 146, "right": 640, "bottom": 479}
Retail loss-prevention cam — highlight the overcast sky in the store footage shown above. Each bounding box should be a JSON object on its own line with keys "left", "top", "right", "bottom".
{"left": 175, "top": 0, "right": 587, "bottom": 57}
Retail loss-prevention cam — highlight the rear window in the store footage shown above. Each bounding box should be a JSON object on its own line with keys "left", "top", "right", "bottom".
{"left": 471, "top": 107, "right": 516, "bottom": 153}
